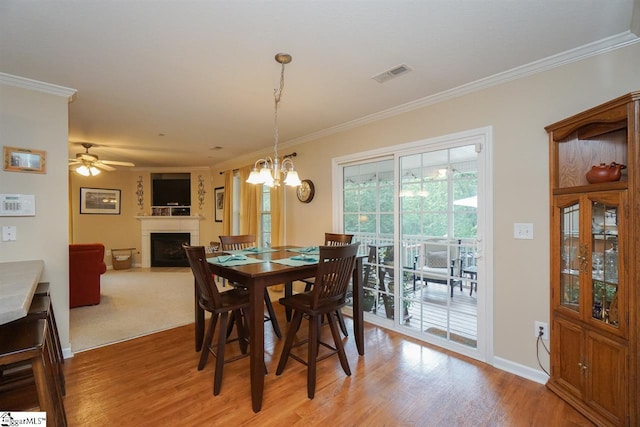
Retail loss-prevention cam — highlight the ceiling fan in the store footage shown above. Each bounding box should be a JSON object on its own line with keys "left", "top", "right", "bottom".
{"left": 69, "top": 143, "right": 135, "bottom": 176}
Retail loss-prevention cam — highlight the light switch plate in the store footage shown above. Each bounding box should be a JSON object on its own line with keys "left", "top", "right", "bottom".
{"left": 2, "top": 225, "right": 17, "bottom": 241}
{"left": 514, "top": 223, "right": 534, "bottom": 239}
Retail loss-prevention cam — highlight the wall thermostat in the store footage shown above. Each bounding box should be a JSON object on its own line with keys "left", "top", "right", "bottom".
{"left": 0, "top": 194, "right": 36, "bottom": 216}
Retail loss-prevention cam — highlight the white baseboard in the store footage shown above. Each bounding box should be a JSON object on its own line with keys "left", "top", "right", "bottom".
{"left": 62, "top": 346, "right": 74, "bottom": 359}
{"left": 493, "top": 356, "right": 549, "bottom": 385}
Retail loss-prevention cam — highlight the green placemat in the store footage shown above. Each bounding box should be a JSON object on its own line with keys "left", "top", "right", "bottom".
{"left": 207, "top": 255, "right": 267, "bottom": 267}
{"left": 271, "top": 256, "right": 319, "bottom": 267}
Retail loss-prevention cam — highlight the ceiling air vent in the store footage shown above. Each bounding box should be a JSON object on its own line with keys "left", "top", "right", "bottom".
{"left": 372, "top": 64, "right": 412, "bottom": 83}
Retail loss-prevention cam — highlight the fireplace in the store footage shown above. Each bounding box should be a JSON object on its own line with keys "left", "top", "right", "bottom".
{"left": 150, "top": 233, "right": 190, "bottom": 267}
{"left": 137, "top": 216, "right": 200, "bottom": 268}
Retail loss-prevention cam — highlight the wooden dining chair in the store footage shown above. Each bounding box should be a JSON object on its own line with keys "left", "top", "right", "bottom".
{"left": 218, "top": 234, "right": 282, "bottom": 339}
{"left": 300, "top": 232, "right": 354, "bottom": 336}
{"left": 276, "top": 243, "right": 359, "bottom": 399}
{"left": 183, "top": 244, "right": 251, "bottom": 395}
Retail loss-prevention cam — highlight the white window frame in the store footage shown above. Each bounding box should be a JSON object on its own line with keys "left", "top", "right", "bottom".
{"left": 260, "top": 184, "right": 271, "bottom": 247}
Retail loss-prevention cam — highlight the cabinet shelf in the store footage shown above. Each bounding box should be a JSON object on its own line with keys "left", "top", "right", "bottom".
{"left": 552, "top": 180, "right": 627, "bottom": 195}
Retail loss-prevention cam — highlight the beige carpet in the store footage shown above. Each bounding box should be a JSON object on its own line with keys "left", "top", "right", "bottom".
{"left": 70, "top": 268, "right": 195, "bottom": 353}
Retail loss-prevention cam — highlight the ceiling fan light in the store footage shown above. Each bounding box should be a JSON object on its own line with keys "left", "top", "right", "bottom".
{"left": 75, "top": 165, "right": 89, "bottom": 176}
{"left": 76, "top": 165, "right": 100, "bottom": 176}
{"left": 71, "top": 143, "right": 132, "bottom": 174}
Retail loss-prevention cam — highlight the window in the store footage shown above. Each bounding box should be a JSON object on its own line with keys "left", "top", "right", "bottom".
{"left": 260, "top": 185, "right": 271, "bottom": 247}
{"left": 232, "top": 173, "right": 240, "bottom": 235}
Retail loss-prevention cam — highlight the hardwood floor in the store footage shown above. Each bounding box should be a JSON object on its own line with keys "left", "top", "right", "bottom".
{"left": 7, "top": 305, "right": 593, "bottom": 426}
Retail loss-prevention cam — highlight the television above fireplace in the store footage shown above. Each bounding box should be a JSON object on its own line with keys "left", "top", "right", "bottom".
{"left": 152, "top": 173, "right": 190, "bottom": 207}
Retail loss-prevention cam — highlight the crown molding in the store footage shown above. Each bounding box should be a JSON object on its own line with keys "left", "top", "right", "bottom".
{"left": 0, "top": 72, "right": 77, "bottom": 101}
{"left": 283, "top": 32, "right": 640, "bottom": 148}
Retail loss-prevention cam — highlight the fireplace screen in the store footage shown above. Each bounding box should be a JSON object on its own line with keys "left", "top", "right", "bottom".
{"left": 150, "top": 233, "right": 190, "bottom": 267}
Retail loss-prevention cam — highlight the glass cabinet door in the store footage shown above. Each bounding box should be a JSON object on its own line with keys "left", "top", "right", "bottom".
{"left": 589, "top": 200, "right": 620, "bottom": 327}
{"left": 559, "top": 201, "right": 580, "bottom": 311}
{"left": 555, "top": 191, "right": 626, "bottom": 336}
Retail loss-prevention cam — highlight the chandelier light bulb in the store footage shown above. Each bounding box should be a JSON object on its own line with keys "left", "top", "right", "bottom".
{"left": 258, "top": 166, "right": 274, "bottom": 185}
{"left": 283, "top": 169, "right": 301, "bottom": 187}
{"left": 246, "top": 168, "right": 262, "bottom": 184}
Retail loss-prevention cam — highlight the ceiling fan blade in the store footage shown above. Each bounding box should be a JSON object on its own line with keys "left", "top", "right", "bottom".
{"left": 77, "top": 153, "right": 98, "bottom": 162}
{"left": 68, "top": 159, "right": 82, "bottom": 165}
{"left": 100, "top": 160, "right": 135, "bottom": 167}
{"left": 93, "top": 162, "right": 116, "bottom": 171}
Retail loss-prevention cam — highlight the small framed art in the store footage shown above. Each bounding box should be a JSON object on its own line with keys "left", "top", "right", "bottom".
{"left": 3, "top": 146, "right": 46, "bottom": 173}
{"left": 214, "top": 187, "right": 224, "bottom": 222}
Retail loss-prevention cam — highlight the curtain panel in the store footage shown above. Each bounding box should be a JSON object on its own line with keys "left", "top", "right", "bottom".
{"left": 238, "top": 165, "right": 259, "bottom": 237}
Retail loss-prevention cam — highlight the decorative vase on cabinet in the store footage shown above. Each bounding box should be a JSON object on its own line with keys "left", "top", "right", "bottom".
{"left": 545, "top": 92, "right": 639, "bottom": 427}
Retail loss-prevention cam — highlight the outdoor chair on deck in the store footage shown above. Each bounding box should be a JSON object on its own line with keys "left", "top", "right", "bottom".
{"left": 418, "top": 239, "right": 462, "bottom": 297}
{"left": 183, "top": 244, "right": 250, "bottom": 395}
{"left": 276, "top": 243, "right": 360, "bottom": 399}
{"left": 218, "top": 234, "right": 282, "bottom": 338}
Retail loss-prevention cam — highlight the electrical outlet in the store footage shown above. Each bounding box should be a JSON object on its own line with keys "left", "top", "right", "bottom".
{"left": 535, "top": 321, "right": 548, "bottom": 339}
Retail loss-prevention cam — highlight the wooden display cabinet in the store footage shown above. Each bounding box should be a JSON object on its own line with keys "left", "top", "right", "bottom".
{"left": 545, "top": 92, "right": 639, "bottom": 426}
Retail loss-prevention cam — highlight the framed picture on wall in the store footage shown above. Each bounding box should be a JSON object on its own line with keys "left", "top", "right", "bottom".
{"left": 214, "top": 187, "right": 224, "bottom": 222}
{"left": 3, "top": 146, "right": 46, "bottom": 173}
{"left": 80, "top": 187, "right": 121, "bottom": 214}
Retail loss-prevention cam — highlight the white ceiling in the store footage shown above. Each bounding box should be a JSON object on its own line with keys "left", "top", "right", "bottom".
{"left": 1, "top": 1, "right": 638, "bottom": 169}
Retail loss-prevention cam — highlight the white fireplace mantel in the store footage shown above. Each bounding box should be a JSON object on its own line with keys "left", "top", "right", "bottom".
{"left": 137, "top": 216, "right": 200, "bottom": 268}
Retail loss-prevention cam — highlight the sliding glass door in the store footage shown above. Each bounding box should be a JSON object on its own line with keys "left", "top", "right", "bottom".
{"left": 337, "top": 129, "right": 490, "bottom": 360}
{"left": 397, "top": 145, "right": 478, "bottom": 348}
{"left": 343, "top": 159, "right": 396, "bottom": 321}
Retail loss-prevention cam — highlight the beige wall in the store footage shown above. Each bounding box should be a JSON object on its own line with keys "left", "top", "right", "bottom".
{"left": 0, "top": 82, "right": 73, "bottom": 353}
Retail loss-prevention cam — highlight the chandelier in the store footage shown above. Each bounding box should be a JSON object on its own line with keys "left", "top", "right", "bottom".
{"left": 246, "top": 53, "right": 301, "bottom": 188}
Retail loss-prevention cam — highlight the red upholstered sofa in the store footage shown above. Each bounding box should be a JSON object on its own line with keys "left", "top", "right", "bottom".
{"left": 69, "top": 243, "right": 107, "bottom": 308}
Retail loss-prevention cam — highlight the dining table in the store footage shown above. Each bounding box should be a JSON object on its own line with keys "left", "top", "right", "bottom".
{"left": 198, "top": 245, "right": 365, "bottom": 413}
